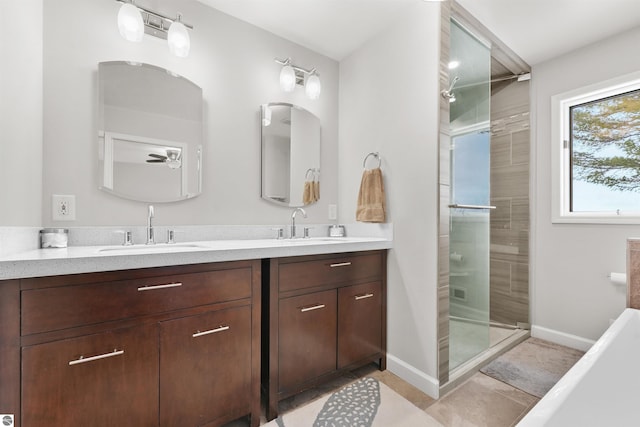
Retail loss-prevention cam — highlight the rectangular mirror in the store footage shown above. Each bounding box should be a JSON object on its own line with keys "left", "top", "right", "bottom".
{"left": 261, "top": 103, "right": 321, "bottom": 207}
{"left": 98, "top": 61, "right": 203, "bottom": 203}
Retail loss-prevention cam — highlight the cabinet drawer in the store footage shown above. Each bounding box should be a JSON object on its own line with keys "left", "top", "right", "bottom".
{"left": 22, "top": 323, "right": 159, "bottom": 427}
{"left": 278, "top": 252, "right": 382, "bottom": 293}
{"left": 160, "top": 306, "right": 252, "bottom": 426}
{"left": 22, "top": 267, "right": 252, "bottom": 335}
{"left": 278, "top": 290, "right": 337, "bottom": 391}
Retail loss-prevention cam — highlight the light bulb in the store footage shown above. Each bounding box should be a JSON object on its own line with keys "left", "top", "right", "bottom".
{"left": 168, "top": 15, "right": 190, "bottom": 58}
{"left": 305, "top": 73, "right": 321, "bottom": 100}
{"left": 117, "top": 3, "right": 144, "bottom": 42}
{"left": 279, "top": 64, "right": 296, "bottom": 92}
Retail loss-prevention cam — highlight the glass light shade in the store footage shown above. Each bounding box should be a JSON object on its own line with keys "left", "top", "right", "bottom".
{"left": 305, "top": 73, "right": 321, "bottom": 100}
{"left": 279, "top": 65, "right": 297, "bottom": 92}
{"left": 168, "top": 20, "right": 191, "bottom": 58}
{"left": 117, "top": 3, "right": 144, "bottom": 42}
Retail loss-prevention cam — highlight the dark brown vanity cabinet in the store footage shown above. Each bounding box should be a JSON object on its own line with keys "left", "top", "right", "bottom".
{"left": 22, "top": 324, "right": 160, "bottom": 426}
{"left": 264, "top": 250, "right": 387, "bottom": 420}
{"left": 2, "top": 260, "right": 261, "bottom": 427}
{"left": 278, "top": 290, "right": 338, "bottom": 391}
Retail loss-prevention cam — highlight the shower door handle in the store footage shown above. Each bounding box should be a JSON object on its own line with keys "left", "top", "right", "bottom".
{"left": 448, "top": 204, "right": 496, "bottom": 210}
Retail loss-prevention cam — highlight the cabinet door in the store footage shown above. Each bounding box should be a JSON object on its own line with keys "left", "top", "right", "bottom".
{"left": 337, "top": 281, "right": 382, "bottom": 368}
{"left": 22, "top": 324, "right": 159, "bottom": 427}
{"left": 278, "top": 290, "right": 337, "bottom": 392}
{"left": 160, "top": 305, "right": 252, "bottom": 427}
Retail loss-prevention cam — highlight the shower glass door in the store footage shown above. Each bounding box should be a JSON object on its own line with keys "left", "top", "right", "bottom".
{"left": 448, "top": 19, "right": 492, "bottom": 371}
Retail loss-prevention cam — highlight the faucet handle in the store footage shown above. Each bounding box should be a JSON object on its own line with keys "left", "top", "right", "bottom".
{"left": 303, "top": 227, "right": 312, "bottom": 238}
{"left": 166, "top": 229, "right": 185, "bottom": 244}
{"left": 115, "top": 230, "right": 134, "bottom": 246}
{"left": 271, "top": 227, "right": 284, "bottom": 240}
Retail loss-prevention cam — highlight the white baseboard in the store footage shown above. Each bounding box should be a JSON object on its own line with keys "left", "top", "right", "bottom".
{"left": 386, "top": 354, "right": 440, "bottom": 399}
{"left": 531, "top": 324, "right": 595, "bottom": 352}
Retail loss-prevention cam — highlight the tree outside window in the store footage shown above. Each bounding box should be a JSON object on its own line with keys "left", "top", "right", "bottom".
{"left": 570, "top": 89, "right": 640, "bottom": 213}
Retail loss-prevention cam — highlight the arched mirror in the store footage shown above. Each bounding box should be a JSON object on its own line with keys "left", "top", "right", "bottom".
{"left": 260, "top": 103, "right": 321, "bottom": 207}
{"left": 98, "top": 61, "right": 203, "bottom": 203}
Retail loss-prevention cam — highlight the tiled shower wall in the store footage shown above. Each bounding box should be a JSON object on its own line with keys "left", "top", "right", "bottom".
{"left": 489, "top": 81, "right": 530, "bottom": 326}
{"left": 627, "top": 239, "right": 640, "bottom": 309}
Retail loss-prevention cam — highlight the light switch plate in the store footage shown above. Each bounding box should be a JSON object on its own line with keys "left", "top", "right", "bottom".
{"left": 328, "top": 204, "right": 337, "bottom": 220}
{"left": 52, "top": 194, "right": 76, "bottom": 221}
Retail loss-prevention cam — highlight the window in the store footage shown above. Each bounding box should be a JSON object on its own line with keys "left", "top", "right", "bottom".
{"left": 552, "top": 71, "right": 640, "bottom": 223}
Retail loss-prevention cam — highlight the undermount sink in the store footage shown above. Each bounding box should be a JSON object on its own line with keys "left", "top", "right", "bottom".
{"left": 274, "top": 237, "right": 349, "bottom": 244}
{"left": 97, "top": 243, "right": 208, "bottom": 254}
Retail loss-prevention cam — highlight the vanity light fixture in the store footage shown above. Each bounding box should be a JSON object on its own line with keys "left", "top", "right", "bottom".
{"left": 305, "top": 71, "right": 322, "bottom": 100}
{"left": 117, "top": 1, "right": 144, "bottom": 42}
{"left": 275, "top": 58, "right": 322, "bottom": 100}
{"left": 167, "top": 14, "right": 190, "bottom": 58}
{"left": 115, "top": 0, "right": 193, "bottom": 57}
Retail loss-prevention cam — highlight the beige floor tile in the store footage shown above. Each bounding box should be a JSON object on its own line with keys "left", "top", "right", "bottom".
{"left": 425, "top": 373, "right": 537, "bottom": 427}
{"left": 370, "top": 369, "right": 437, "bottom": 410}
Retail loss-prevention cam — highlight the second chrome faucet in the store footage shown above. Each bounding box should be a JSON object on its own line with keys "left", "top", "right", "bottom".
{"left": 290, "top": 207, "right": 307, "bottom": 239}
{"left": 147, "top": 205, "right": 155, "bottom": 245}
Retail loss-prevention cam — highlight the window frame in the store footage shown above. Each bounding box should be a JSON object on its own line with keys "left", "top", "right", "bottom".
{"left": 551, "top": 71, "right": 640, "bottom": 224}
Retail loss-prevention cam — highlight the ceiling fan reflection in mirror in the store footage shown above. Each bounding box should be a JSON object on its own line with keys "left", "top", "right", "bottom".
{"left": 146, "top": 148, "right": 182, "bottom": 169}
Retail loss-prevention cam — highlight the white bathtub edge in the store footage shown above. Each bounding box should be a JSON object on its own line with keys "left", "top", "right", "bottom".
{"left": 518, "top": 308, "right": 638, "bottom": 426}
{"left": 531, "top": 324, "right": 596, "bottom": 352}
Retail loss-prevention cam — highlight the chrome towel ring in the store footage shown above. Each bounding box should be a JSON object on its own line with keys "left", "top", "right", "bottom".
{"left": 363, "top": 152, "right": 381, "bottom": 169}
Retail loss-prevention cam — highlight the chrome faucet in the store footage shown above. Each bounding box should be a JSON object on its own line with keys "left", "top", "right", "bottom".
{"left": 290, "top": 207, "right": 307, "bottom": 238}
{"left": 146, "top": 205, "right": 155, "bottom": 245}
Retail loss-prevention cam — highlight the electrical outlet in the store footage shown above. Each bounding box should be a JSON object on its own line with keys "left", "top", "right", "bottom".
{"left": 0, "top": 415, "right": 14, "bottom": 426}
{"left": 52, "top": 195, "right": 76, "bottom": 221}
{"left": 328, "top": 204, "right": 337, "bottom": 220}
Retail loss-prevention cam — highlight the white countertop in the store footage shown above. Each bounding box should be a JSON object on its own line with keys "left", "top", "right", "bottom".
{"left": 0, "top": 237, "right": 392, "bottom": 280}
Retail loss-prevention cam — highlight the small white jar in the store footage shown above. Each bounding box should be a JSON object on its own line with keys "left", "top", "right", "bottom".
{"left": 40, "top": 228, "right": 69, "bottom": 248}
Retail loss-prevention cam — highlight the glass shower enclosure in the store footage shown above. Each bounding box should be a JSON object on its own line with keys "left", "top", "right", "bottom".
{"left": 448, "top": 19, "right": 493, "bottom": 371}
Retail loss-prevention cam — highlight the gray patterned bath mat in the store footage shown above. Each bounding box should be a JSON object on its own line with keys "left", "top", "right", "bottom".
{"left": 480, "top": 337, "right": 584, "bottom": 398}
{"left": 265, "top": 377, "right": 442, "bottom": 427}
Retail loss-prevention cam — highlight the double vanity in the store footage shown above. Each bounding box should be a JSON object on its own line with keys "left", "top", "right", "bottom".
{"left": 0, "top": 231, "right": 391, "bottom": 427}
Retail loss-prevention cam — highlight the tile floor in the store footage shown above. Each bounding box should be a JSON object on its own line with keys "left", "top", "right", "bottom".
{"left": 225, "top": 338, "right": 582, "bottom": 427}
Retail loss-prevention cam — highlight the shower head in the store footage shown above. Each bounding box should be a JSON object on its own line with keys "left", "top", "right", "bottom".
{"left": 441, "top": 76, "right": 459, "bottom": 101}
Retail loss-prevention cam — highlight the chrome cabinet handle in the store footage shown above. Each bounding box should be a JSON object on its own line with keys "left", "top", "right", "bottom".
{"left": 69, "top": 349, "right": 124, "bottom": 366}
{"left": 330, "top": 262, "right": 352, "bottom": 268}
{"left": 192, "top": 325, "right": 230, "bottom": 338}
{"left": 355, "top": 293, "right": 374, "bottom": 300}
{"left": 137, "top": 282, "right": 183, "bottom": 291}
{"left": 300, "top": 304, "right": 326, "bottom": 312}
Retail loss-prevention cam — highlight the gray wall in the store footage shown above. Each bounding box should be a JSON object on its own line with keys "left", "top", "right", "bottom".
{"left": 42, "top": 0, "right": 339, "bottom": 227}
{"left": 0, "top": 0, "right": 43, "bottom": 226}
{"left": 339, "top": 2, "right": 442, "bottom": 395}
{"left": 532, "top": 26, "right": 640, "bottom": 344}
